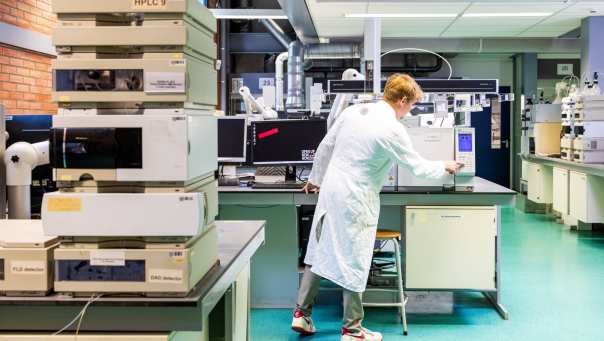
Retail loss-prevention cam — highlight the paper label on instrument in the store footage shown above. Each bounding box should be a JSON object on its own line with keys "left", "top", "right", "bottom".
{"left": 90, "top": 251, "right": 125, "bottom": 266}
{"left": 148, "top": 269, "right": 184, "bottom": 284}
{"left": 145, "top": 72, "right": 185, "bottom": 93}
{"left": 132, "top": 0, "right": 167, "bottom": 10}
{"left": 47, "top": 198, "right": 81, "bottom": 212}
{"left": 169, "top": 59, "right": 186, "bottom": 67}
{"left": 10, "top": 261, "right": 46, "bottom": 275}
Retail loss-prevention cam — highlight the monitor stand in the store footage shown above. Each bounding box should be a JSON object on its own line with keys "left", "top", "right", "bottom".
{"left": 252, "top": 165, "right": 305, "bottom": 189}
{"left": 285, "top": 165, "right": 297, "bottom": 182}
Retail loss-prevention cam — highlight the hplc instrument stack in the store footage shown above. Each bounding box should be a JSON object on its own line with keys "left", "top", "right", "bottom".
{"left": 41, "top": 0, "right": 220, "bottom": 297}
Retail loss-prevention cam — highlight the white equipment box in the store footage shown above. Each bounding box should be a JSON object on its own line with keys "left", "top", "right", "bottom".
{"left": 52, "top": 0, "right": 216, "bottom": 57}
{"left": 54, "top": 225, "right": 218, "bottom": 296}
{"left": 52, "top": 54, "right": 216, "bottom": 107}
{"left": 569, "top": 171, "right": 604, "bottom": 224}
{"left": 0, "top": 220, "right": 58, "bottom": 296}
{"left": 553, "top": 167, "right": 569, "bottom": 215}
{"left": 51, "top": 110, "right": 217, "bottom": 183}
{"left": 574, "top": 121, "right": 604, "bottom": 138}
{"left": 42, "top": 184, "right": 218, "bottom": 237}
{"left": 573, "top": 136, "right": 604, "bottom": 151}
{"left": 398, "top": 128, "right": 454, "bottom": 189}
{"left": 398, "top": 127, "right": 476, "bottom": 191}
{"left": 52, "top": 0, "right": 211, "bottom": 14}
{"left": 405, "top": 206, "right": 496, "bottom": 290}
{"left": 560, "top": 136, "right": 574, "bottom": 161}
{"left": 574, "top": 108, "right": 604, "bottom": 121}
{"left": 572, "top": 137, "right": 604, "bottom": 163}
{"left": 527, "top": 162, "right": 553, "bottom": 204}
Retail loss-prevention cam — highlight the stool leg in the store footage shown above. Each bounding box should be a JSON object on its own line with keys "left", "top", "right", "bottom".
{"left": 393, "top": 237, "right": 408, "bottom": 336}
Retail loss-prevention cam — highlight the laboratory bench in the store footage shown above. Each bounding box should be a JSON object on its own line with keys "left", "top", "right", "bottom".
{"left": 0, "top": 220, "right": 265, "bottom": 340}
{"left": 520, "top": 153, "right": 604, "bottom": 228}
{"left": 218, "top": 177, "right": 516, "bottom": 319}
{"left": 521, "top": 153, "right": 604, "bottom": 177}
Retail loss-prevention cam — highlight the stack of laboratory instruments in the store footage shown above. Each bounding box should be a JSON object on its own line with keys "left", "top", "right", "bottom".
{"left": 571, "top": 73, "right": 604, "bottom": 164}
{"left": 42, "top": 0, "right": 219, "bottom": 297}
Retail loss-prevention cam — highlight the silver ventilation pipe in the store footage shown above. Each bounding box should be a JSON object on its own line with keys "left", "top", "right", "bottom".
{"left": 286, "top": 41, "right": 305, "bottom": 109}
{"left": 305, "top": 44, "right": 361, "bottom": 60}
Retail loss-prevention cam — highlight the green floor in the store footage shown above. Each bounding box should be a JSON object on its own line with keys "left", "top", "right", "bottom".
{"left": 250, "top": 207, "right": 604, "bottom": 340}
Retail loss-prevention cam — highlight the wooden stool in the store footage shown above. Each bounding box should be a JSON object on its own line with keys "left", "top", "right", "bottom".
{"left": 364, "top": 230, "right": 408, "bottom": 335}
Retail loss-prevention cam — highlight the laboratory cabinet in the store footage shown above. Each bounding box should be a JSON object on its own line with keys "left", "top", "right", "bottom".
{"left": 405, "top": 206, "right": 497, "bottom": 291}
{"left": 569, "top": 171, "right": 604, "bottom": 223}
{"left": 553, "top": 167, "right": 570, "bottom": 215}
{"left": 527, "top": 162, "right": 553, "bottom": 204}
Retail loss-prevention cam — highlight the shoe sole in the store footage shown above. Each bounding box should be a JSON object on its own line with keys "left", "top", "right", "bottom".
{"left": 291, "top": 325, "right": 315, "bottom": 336}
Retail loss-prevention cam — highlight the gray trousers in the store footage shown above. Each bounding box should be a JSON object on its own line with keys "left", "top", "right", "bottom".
{"left": 296, "top": 266, "right": 364, "bottom": 332}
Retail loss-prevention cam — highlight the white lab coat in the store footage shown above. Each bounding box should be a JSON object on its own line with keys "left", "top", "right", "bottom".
{"left": 304, "top": 100, "right": 448, "bottom": 292}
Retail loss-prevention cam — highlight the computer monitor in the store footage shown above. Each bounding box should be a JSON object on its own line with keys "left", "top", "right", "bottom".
{"left": 217, "top": 116, "right": 247, "bottom": 163}
{"left": 251, "top": 119, "right": 327, "bottom": 165}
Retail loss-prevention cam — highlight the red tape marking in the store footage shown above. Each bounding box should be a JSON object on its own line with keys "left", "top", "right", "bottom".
{"left": 258, "top": 128, "right": 279, "bottom": 139}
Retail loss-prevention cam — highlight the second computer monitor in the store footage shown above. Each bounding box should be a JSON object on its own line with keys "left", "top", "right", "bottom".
{"left": 251, "top": 119, "right": 327, "bottom": 165}
{"left": 217, "top": 116, "right": 247, "bottom": 163}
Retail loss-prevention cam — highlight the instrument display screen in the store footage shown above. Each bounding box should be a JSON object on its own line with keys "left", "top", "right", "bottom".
{"left": 458, "top": 133, "right": 473, "bottom": 152}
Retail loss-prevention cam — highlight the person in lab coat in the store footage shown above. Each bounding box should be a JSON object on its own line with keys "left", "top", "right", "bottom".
{"left": 291, "top": 74, "right": 460, "bottom": 341}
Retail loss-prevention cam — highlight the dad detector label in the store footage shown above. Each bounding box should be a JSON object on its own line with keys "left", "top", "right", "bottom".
{"left": 148, "top": 269, "right": 184, "bottom": 284}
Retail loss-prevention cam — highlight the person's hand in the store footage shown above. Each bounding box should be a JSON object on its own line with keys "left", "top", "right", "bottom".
{"left": 303, "top": 182, "right": 320, "bottom": 194}
{"left": 445, "top": 161, "right": 463, "bottom": 175}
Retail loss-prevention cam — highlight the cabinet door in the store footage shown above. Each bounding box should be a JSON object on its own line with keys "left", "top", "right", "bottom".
{"left": 569, "top": 171, "right": 588, "bottom": 222}
{"left": 405, "top": 206, "right": 497, "bottom": 291}
{"left": 553, "top": 167, "right": 569, "bottom": 214}
{"left": 527, "top": 163, "right": 543, "bottom": 202}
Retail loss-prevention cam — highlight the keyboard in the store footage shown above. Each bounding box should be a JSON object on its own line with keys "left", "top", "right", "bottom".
{"left": 253, "top": 181, "right": 305, "bottom": 189}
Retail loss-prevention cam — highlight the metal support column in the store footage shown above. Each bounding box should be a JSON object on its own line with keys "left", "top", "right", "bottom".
{"left": 363, "top": 18, "right": 382, "bottom": 95}
{"left": 512, "top": 53, "right": 537, "bottom": 191}
{"left": 581, "top": 16, "right": 604, "bottom": 80}
{"left": 219, "top": 0, "right": 230, "bottom": 114}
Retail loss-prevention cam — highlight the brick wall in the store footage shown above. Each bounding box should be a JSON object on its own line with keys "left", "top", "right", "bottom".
{"left": 0, "top": 0, "right": 56, "bottom": 36}
{"left": 0, "top": 45, "right": 56, "bottom": 114}
{"left": 0, "top": 0, "right": 56, "bottom": 115}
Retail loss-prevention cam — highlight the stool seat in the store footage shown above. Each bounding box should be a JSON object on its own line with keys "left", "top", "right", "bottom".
{"left": 376, "top": 230, "right": 401, "bottom": 239}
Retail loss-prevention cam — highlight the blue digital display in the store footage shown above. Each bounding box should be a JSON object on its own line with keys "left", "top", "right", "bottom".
{"left": 458, "top": 133, "right": 473, "bottom": 152}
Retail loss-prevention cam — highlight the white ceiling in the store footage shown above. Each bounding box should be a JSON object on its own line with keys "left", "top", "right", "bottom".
{"left": 306, "top": 0, "right": 604, "bottom": 38}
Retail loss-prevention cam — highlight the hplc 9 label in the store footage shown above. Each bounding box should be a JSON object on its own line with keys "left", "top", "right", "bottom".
{"left": 132, "top": 0, "right": 167, "bottom": 9}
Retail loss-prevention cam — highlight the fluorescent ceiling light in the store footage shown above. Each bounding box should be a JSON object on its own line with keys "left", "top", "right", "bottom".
{"left": 462, "top": 12, "right": 552, "bottom": 17}
{"left": 210, "top": 9, "right": 287, "bottom": 20}
{"left": 344, "top": 13, "right": 458, "bottom": 18}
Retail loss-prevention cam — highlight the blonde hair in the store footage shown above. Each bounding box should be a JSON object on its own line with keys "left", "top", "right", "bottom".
{"left": 383, "top": 73, "right": 424, "bottom": 104}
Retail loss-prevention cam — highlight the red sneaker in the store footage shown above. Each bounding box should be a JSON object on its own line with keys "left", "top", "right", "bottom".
{"left": 291, "top": 310, "right": 316, "bottom": 336}
{"left": 341, "top": 327, "right": 383, "bottom": 340}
